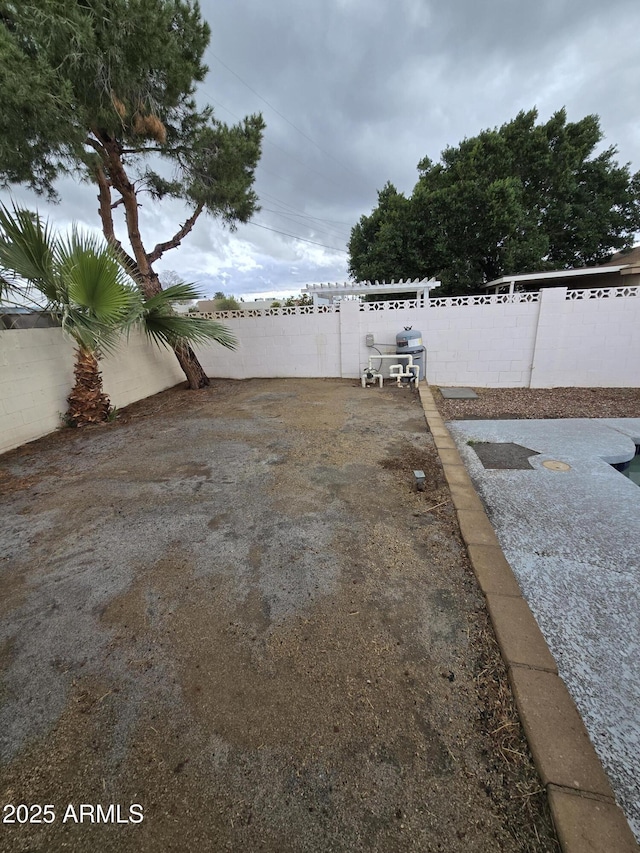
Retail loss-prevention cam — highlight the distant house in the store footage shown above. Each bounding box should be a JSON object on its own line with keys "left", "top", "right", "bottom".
{"left": 0, "top": 306, "right": 60, "bottom": 329}
{"left": 483, "top": 247, "right": 640, "bottom": 294}
{"left": 195, "top": 297, "right": 278, "bottom": 312}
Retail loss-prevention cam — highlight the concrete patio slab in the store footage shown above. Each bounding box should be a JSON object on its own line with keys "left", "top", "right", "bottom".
{"left": 447, "top": 417, "right": 640, "bottom": 840}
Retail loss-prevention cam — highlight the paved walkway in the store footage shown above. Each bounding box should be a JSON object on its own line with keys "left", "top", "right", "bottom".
{"left": 447, "top": 418, "right": 640, "bottom": 840}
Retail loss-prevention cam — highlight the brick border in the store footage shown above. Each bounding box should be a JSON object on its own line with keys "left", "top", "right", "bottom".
{"left": 418, "top": 385, "right": 639, "bottom": 853}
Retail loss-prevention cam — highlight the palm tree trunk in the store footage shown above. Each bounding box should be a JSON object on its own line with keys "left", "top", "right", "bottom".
{"left": 67, "top": 346, "right": 111, "bottom": 426}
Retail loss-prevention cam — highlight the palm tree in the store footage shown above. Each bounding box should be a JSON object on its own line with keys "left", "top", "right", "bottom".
{"left": 0, "top": 204, "right": 236, "bottom": 426}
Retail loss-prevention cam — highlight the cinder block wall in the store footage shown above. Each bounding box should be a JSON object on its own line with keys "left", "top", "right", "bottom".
{"left": 0, "top": 329, "right": 184, "bottom": 455}
{"left": 197, "top": 287, "right": 639, "bottom": 389}
{"left": 3, "top": 286, "right": 639, "bottom": 455}
{"left": 344, "top": 299, "right": 540, "bottom": 387}
{"left": 198, "top": 298, "right": 541, "bottom": 387}
{"left": 0, "top": 328, "right": 76, "bottom": 455}
{"left": 100, "top": 333, "right": 184, "bottom": 408}
{"left": 194, "top": 310, "right": 342, "bottom": 378}
{"left": 531, "top": 287, "right": 640, "bottom": 387}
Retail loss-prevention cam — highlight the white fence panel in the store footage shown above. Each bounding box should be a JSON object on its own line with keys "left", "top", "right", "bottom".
{"left": 2, "top": 286, "right": 639, "bottom": 455}
{"left": 0, "top": 329, "right": 184, "bottom": 455}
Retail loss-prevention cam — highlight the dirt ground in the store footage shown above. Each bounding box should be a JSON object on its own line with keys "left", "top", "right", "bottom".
{"left": 0, "top": 378, "right": 559, "bottom": 852}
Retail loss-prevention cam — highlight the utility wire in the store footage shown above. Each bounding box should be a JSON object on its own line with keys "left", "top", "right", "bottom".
{"left": 202, "top": 88, "right": 348, "bottom": 192}
{"left": 197, "top": 87, "right": 353, "bottom": 252}
{"left": 246, "top": 221, "right": 348, "bottom": 253}
{"left": 261, "top": 208, "right": 350, "bottom": 243}
{"left": 259, "top": 191, "right": 353, "bottom": 228}
{"left": 259, "top": 193, "right": 351, "bottom": 231}
{"left": 207, "top": 52, "right": 361, "bottom": 181}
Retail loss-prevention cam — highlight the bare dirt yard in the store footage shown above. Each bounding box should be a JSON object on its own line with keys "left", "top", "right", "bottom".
{"left": 0, "top": 378, "right": 559, "bottom": 852}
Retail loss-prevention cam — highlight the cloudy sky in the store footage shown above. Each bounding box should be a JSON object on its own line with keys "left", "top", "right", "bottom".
{"left": 9, "top": 0, "right": 640, "bottom": 300}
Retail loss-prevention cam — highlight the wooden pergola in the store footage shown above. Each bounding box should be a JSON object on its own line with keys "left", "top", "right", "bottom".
{"left": 301, "top": 278, "right": 440, "bottom": 306}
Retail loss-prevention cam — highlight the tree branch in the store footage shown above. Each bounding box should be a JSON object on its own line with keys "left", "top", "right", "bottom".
{"left": 147, "top": 203, "right": 204, "bottom": 264}
{"left": 85, "top": 133, "right": 108, "bottom": 158}
{"left": 94, "top": 162, "right": 137, "bottom": 275}
{"left": 119, "top": 147, "right": 163, "bottom": 155}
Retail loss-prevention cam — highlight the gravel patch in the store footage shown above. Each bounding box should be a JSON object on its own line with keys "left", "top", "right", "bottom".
{"left": 435, "top": 387, "right": 640, "bottom": 422}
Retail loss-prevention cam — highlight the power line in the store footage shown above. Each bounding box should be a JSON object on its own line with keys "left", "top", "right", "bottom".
{"left": 261, "top": 208, "right": 350, "bottom": 243}
{"left": 259, "top": 191, "right": 353, "bottom": 228}
{"left": 246, "top": 221, "right": 348, "bottom": 253}
{"left": 259, "top": 193, "right": 352, "bottom": 233}
{"left": 208, "top": 51, "right": 361, "bottom": 182}
{"left": 200, "top": 87, "right": 349, "bottom": 192}
{"left": 196, "top": 87, "right": 353, "bottom": 254}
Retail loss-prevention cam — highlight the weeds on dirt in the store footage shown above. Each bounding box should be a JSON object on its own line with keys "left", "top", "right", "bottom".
{"left": 379, "top": 440, "right": 446, "bottom": 491}
{"left": 472, "top": 614, "right": 560, "bottom": 852}
{"left": 380, "top": 437, "right": 559, "bottom": 849}
{"left": 59, "top": 410, "right": 77, "bottom": 429}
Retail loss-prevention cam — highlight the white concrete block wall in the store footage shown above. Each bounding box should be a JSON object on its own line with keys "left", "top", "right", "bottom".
{"left": 196, "top": 311, "right": 342, "bottom": 379}
{"left": 0, "top": 329, "right": 184, "bottom": 455}
{"left": 531, "top": 288, "right": 640, "bottom": 387}
{"left": 100, "top": 331, "right": 185, "bottom": 407}
{"left": 422, "top": 301, "right": 539, "bottom": 387}
{"left": 196, "top": 292, "right": 637, "bottom": 388}
{"left": 0, "top": 328, "right": 75, "bottom": 454}
{"left": 349, "top": 300, "right": 539, "bottom": 387}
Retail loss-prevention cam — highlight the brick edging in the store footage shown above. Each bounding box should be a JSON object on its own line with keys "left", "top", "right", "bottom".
{"left": 418, "top": 385, "right": 639, "bottom": 853}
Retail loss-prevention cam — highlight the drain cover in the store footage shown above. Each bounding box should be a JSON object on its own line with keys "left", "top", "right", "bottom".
{"left": 542, "top": 460, "right": 571, "bottom": 472}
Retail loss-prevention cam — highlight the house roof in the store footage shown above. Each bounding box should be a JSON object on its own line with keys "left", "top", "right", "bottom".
{"left": 482, "top": 265, "right": 628, "bottom": 290}
{"left": 483, "top": 246, "right": 640, "bottom": 290}
{"left": 599, "top": 245, "right": 640, "bottom": 267}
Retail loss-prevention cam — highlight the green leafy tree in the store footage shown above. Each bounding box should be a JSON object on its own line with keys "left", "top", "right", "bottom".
{"left": 282, "top": 293, "right": 313, "bottom": 307}
{"left": 0, "top": 0, "right": 264, "bottom": 385}
{"left": 348, "top": 182, "right": 422, "bottom": 283}
{"left": 349, "top": 109, "right": 640, "bottom": 294}
{"left": 214, "top": 294, "right": 241, "bottom": 311}
{"left": 0, "top": 205, "right": 235, "bottom": 425}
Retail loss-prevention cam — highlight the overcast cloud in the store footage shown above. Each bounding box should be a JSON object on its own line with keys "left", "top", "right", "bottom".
{"left": 8, "top": 0, "right": 640, "bottom": 299}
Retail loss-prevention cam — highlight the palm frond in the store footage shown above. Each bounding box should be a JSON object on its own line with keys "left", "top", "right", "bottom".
{"left": 61, "top": 306, "right": 122, "bottom": 355}
{"left": 144, "top": 281, "right": 204, "bottom": 308}
{"left": 142, "top": 313, "right": 237, "bottom": 350}
{"left": 0, "top": 202, "right": 237, "bottom": 362}
{"left": 0, "top": 204, "right": 58, "bottom": 302}
{"left": 56, "top": 228, "right": 141, "bottom": 324}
